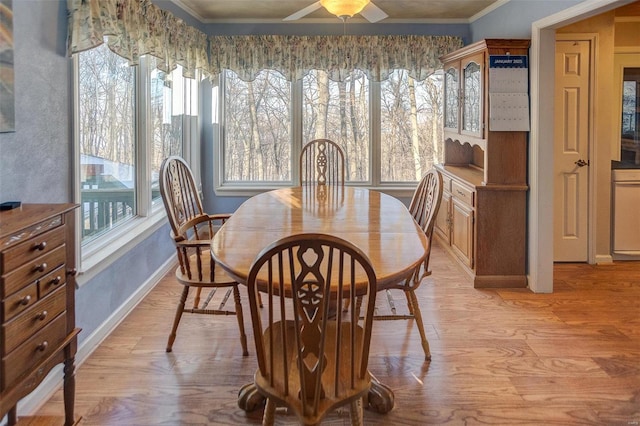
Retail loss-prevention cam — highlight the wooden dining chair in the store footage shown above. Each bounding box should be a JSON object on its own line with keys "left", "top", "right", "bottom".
{"left": 159, "top": 156, "right": 248, "bottom": 355}
{"left": 375, "top": 168, "right": 443, "bottom": 361}
{"left": 299, "top": 139, "right": 346, "bottom": 186}
{"left": 246, "top": 233, "right": 378, "bottom": 426}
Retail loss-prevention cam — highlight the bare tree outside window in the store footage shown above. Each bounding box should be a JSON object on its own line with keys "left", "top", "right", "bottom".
{"left": 149, "top": 58, "right": 186, "bottom": 204}
{"left": 78, "top": 44, "right": 136, "bottom": 242}
{"left": 223, "top": 70, "right": 291, "bottom": 182}
{"left": 303, "top": 70, "right": 370, "bottom": 182}
{"left": 381, "top": 70, "right": 444, "bottom": 181}
{"left": 219, "top": 68, "right": 444, "bottom": 187}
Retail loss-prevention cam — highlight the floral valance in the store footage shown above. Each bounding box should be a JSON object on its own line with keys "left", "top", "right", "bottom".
{"left": 67, "top": 0, "right": 463, "bottom": 82}
{"left": 209, "top": 35, "right": 464, "bottom": 82}
{"left": 66, "top": 0, "right": 209, "bottom": 78}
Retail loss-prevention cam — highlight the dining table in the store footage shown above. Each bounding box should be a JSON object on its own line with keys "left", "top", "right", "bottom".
{"left": 211, "top": 184, "right": 429, "bottom": 414}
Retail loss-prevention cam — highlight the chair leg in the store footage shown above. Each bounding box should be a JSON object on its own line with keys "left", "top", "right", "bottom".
{"left": 167, "top": 286, "right": 190, "bottom": 352}
{"left": 233, "top": 285, "right": 249, "bottom": 356}
{"left": 193, "top": 287, "right": 203, "bottom": 309}
{"left": 404, "top": 290, "right": 415, "bottom": 316}
{"left": 262, "top": 398, "right": 276, "bottom": 426}
{"left": 343, "top": 297, "right": 351, "bottom": 312}
{"left": 408, "top": 289, "right": 431, "bottom": 361}
{"left": 350, "top": 397, "right": 364, "bottom": 426}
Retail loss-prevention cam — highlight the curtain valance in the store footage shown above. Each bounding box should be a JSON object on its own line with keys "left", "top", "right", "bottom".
{"left": 66, "top": 0, "right": 209, "bottom": 78}
{"left": 67, "top": 0, "right": 463, "bottom": 82}
{"left": 209, "top": 35, "right": 464, "bottom": 82}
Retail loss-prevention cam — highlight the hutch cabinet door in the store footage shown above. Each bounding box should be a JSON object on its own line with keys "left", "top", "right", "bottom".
{"left": 450, "top": 198, "right": 474, "bottom": 268}
{"left": 444, "top": 63, "right": 460, "bottom": 133}
{"left": 461, "top": 53, "right": 484, "bottom": 139}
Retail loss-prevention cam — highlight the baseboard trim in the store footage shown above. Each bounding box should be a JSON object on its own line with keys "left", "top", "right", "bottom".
{"left": 15, "top": 256, "right": 176, "bottom": 417}
{"left": 595, "top": 254, "right": 614, "bottom": 264}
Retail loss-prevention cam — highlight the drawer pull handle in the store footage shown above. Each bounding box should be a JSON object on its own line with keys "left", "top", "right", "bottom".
{"left": 35, "top": 262, "right": 47, "bottom": 273}
{"left": 51, "top": 276, "right": 62, "bottom": 285}
{"left": 19, "top": 295, "right": 32, "bottom": 306}
{"left": 36, "top": 311, "right": 48, "bottom": 321}
{"left": 34, "top": 241, "right": 47, "bottom": 251}
{"left": 37, "top": 341, "right": 49, "bottom": 352}
{"left": 457, "top": 190, "right": 465, "bottom": 196}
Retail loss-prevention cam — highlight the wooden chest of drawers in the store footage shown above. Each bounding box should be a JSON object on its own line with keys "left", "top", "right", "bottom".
{"left": 0, "top": 204, "right": 79, "bottom": 425}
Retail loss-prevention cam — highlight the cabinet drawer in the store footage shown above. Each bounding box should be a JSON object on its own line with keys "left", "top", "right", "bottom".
{"left": 38, "top": 265, "right": 66, "bottom": 299}
{"left": 1, "top": 226, "right": 65, "bottom": 272}
{"left": 3, "top": 282, "right": 38, "bottom": 322}
{"left": 1, "top": 313, "right": 67, "bottom": 390}
{"left": 1, "top": 245, "right": 66, "bottom": 298}
{"left": 451, "top": 181, "right": 475, "bottom": 207}
{"left": 3, "top": 286, "right": 67, "bottom": 355}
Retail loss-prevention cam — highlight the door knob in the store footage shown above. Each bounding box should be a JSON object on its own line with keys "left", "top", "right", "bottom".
{"left": 574, "top": 159, "right": 589, "bottom": 167}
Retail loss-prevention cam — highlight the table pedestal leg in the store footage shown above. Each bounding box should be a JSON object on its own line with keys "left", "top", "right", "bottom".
{"left": 367, "top": 377, "right": 395, "bottom": 414}
{"left": 238, "top": 377, "right": 395, "bottom": 414}
{"left": 238, "top": 382, "right": 265, "bottom": 412}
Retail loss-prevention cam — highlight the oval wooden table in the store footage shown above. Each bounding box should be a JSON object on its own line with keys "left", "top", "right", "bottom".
{"left": 211, "top": 185, "right": 428, "bottom": 415}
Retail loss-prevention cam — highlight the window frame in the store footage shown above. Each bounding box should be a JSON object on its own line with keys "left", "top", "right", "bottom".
{"left": 214, "top": 70, "right": 440, "bottom": 199}
{"left": 73, "top": 52, "right": 198, "bottom": 284}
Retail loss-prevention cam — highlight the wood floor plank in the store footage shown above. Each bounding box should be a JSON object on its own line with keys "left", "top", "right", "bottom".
{"left": 32, "top": 249, "right": 640, "bottom": 425}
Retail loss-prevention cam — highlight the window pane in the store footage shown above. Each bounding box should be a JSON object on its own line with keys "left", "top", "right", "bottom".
{"left": 78, "top": 44, "right": 136, "bottom": 243}
{"left": 223, "top": 70, "right": 291, "bottom": 182}
{"left": 303, "top": 70, "right": 369, "bottom": 182}
{"left": 149, "top": 58, "right": 184, "bottom": 204}
{"left": 381, "top": 70, "right": 444, "bottom": 182}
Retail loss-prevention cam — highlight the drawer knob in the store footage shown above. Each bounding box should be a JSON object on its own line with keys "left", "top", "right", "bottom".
{"left": 37, "top": 341, "right": 49, "bottom": 352}
{"left": 34, "top": 241, "right": 47, "bottom": 251}
{"left": 36, "top": 311, "right": 48, "bottom": 321}
{"left": 67, "top": 268, "right": 77, "bottom": 277}
{"left": 19, "top": 295, "right": 32, "bottom": 306}
{"left": 51, "top": 276, "right": 62, "bottom": 285}
{"left": 35, "top": 262, "right": 47, "bottom": 273}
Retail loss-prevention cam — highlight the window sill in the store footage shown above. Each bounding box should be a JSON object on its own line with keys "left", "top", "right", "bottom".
{"left": 76, "top": 210, "right": 168, "bottom": 287}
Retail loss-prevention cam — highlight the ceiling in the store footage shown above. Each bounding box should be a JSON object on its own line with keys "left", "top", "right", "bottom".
{"left": 169, "top": 0, "right": 507, "bottom": 23}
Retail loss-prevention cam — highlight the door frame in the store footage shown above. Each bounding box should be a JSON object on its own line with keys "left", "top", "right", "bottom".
{"left": 528, "top": 0, "right": 635, "bottom": 293}
{"left": 554, "top": 33, "right": 598, "bottom": 264}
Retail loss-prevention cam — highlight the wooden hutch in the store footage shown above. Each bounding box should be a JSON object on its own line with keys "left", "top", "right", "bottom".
{"left": 434, "top": 39, "right": 530, "bottom": 288}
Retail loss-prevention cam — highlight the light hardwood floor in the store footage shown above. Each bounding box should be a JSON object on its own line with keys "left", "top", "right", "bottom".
{"left": 30, "top": 242, "right": 640, "bottom": 425}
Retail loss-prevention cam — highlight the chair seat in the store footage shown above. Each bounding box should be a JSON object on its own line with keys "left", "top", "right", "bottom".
{"left": 175, "top": 249, "right": 237, "bottom": 287}
{"left": 254, "top": 320, "right": 371, "bottom": 424}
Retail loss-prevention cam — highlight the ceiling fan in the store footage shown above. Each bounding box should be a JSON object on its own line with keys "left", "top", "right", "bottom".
{"left": 284, "top": 0, "right": 388, "bottom": 23}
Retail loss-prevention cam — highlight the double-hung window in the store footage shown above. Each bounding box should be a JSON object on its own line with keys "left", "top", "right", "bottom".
{"left": 76, "top": 43, "right": 198, "bottom": 274}
{"left": 216, "top": 68, "right": 443, "bottom": 194}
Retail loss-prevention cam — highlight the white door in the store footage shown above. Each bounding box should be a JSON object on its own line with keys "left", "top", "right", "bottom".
{"left": 554, "top": 39, "right": 591, "bottom": 261}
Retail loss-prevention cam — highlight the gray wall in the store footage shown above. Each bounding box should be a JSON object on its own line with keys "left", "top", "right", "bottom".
{"left": 0, "top": 0, "right": 174, "bottom": 347}
{"left": 0, "top": 0, "right": 71, "bottom": 202}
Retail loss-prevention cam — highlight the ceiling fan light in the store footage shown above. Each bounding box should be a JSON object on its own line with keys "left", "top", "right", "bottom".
{"left": 320, "top": 0, "right": 370, "bottom": 18}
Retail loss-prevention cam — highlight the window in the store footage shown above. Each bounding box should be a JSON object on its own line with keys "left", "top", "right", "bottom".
{"left": 217, "top": 69, "right": 444, "bottom": 191}
{"left": 303, "top": 70, "right": 369, "bottom": 182}
{"left": 77, "top": 44, "right": 197, "bottom": 254}
{"left": 223, "top": 70, "right": 291, "bottom": 182}
{"left": 78, "top": 44, "right": 136, "bottom": 244}
{"left": 381, "top": 70, "right": 443, "bottom": 182}
{"left": 149, "top": 57, "right": 191, "bottom": 205}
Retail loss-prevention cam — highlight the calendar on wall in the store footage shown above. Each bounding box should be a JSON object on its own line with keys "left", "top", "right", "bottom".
{"left": 488, "top": 55, "right": 530, "bottom": 131}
